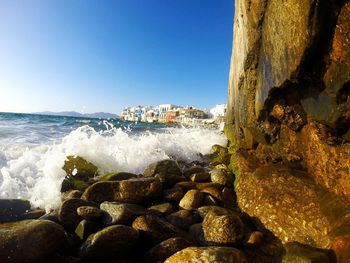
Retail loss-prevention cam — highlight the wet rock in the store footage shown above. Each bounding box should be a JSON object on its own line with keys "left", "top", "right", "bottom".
{"left": 210, "top": 169, "right": 234, "bottom": 186}
{"left": 61, "top": 190, "right": 83, "bottom": 201}
{"left": 62, "top": 178, "right": 90, "bottom": 191}
{"left": 246, "top": 231, "right": 264, "bottom": 247}
{"left": 189, "top": 172, "right": 210, "bottom": 182}
{"left": 143, "top": 237, "right": 193, "bottom": 263}
{"left": 77, "top": 206, "right": 103, "bottom": 221}
{"left": 179, "top": 190, "right": 203, "bottom": 210}
{"left": 202, "top": 210, "right": 245, "bottom": 246}
{"left": 75, "top": 219, "right": 100, "bottom": 240}
{"left": 183, "top": 166, "right": 206, "bottom": 178}
{"left": 164, "top": 246, "right": 247, "bottom": 263}
{"left": 163, "top": 187, "right": 184, "bottom": 202}
{"left": 202, "top": 194, "right": 219, "bottom": 206}
{"left": 99, "top": 172, "right": 138, "bottom": 181}
{"left": 0, "top": 199, "right": 31, "bottom": 223}
{"left": 58, "top": 198, "right": 98, "bottom": 231}
{"left": 200, "top": 186, "right": 222, "bottom": 202}
{"left": 331, "top": 235, "right": 350, "bottom": 263}
{"left": 79, "top": 225, "right": 139, "bottom": 261}
{"left": 221, "top": 187, "right": 237, "bottom": 208}
{"left": 235, "top": 164, "right": 350, "bottom": 248}
{"left": 132, "top": 214, "right": 194, "bottom": 245}
{"left": 166, "top": 210, "right": 201, "bottom": 230}
{"left": 189, "top": 223, "right": 206, "bottom": 245}
{"left": 143, "top": 160, "right": 182, "bottom": 186}
{"left": 0, "top": 220, "right": 66, "bottom": 263}
{"left": 149, "top": 203, "right": 174, "bottom": 215}
{"left": 82, "top": 178, "right": 162, "bottom": 204}
{"left": 63, "top": 155, "right": 98, "bottom": 181}
{"left": 282, "top": 242, "right": 336, "bottom": 263}
{"left": 197, "top": 205, "right": 234, "bottom": 218}
{"left": 22, "top": 209, "right": 46, "bottom": 220}
{"left": 100, "top": 202, "right": 148, "bottom": 225}
{"left": 39, "top": 210, "right": 60, "bottom": 223}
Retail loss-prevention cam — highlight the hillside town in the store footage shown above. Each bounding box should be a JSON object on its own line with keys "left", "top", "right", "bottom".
{"left": 120, "top": 104, "right": 226, "bottom": 127}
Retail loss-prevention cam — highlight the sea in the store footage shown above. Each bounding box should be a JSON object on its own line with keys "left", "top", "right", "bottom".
{"left": 0, "top": 112, "right": 227, "bottom": 211}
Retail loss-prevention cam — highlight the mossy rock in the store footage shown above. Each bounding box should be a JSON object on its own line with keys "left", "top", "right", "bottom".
{"left": 61, "top": 178, "right": 91, "bottom": 192}
{"left": 63, "top": 156, "right": 98, "bottom": 181}
{"left": 99, "top": 172, "right": 138, "bottom": 181}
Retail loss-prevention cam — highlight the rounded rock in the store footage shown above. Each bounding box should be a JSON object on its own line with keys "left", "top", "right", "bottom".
{"left": 179, "top": 190, "right": 203, "bottom": 210}
{"left": 0, "top": 220, "right": 66, "bottom": 263}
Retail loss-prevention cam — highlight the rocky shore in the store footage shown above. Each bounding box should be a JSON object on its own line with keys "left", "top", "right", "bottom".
{"left": 0, "top": 145, "right": 338, "bottom": 263}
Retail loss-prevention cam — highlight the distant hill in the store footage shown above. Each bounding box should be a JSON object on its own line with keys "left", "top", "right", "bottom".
{"left": 33, "top": 111, "right": 119, "bottom": 119}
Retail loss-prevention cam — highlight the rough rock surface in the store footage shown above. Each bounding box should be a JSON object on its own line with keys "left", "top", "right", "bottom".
{"left": 164, "top": 246, "right": 247, "bottom": 263}
{"left": 143, "top": 237, "right": 193, "bottom": 263}
{"left": 202, "top": 210, "right": 245, "bottom": 246}
{"left": 79, "top": 225, "right": 139, "bottom": 261}
{"left": 82, "top": 178, "right": 162, "bottom": 204}
{"left": 100, "top": 202, "right": 148, "bottom": 225}
{"left": 0, "top": 220, "right": 66, "bottom": 262}
{"left": 226, "top": 0, "right": 350, "bottom": 251}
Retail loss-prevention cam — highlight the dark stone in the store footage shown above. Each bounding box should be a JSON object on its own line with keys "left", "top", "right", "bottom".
{"left": 0, "top": 199, "right": 31, "bottom": 223}
{"left": 75, "top": 219, "right": 100, "bottom": 240}
{"left": 100, "top": 202, "right": 148, "bottom": 226}
{"left": 79, "top": 225, "right": 139, "bottom": 261}
{"left": 82, "top": 178, "right": 162, "bottom": 204}
{"left": 282, "top": 242, "right": 336, "bottom": 263}
{"left": 166, "top": 210, "right": 201, "bottom": 230}
{"left": 0, "top": 220, "right": 66, "bottom": 263}
{"left": 132, "top": 214, "right": 195, "bottom": 245}
{"left": 143, "top": 237, "right": 193, "bottom": 263}
{"left": 58, "top": 198, "right": 98, "bottom": 231}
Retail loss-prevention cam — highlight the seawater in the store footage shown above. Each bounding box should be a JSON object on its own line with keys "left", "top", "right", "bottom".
{"left": 0, "top": 112, "right": 227, "bottom": 211}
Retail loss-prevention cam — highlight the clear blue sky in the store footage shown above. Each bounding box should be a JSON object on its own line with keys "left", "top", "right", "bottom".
{"left": 0, "top": 0, "right": 234, "bottom": 114}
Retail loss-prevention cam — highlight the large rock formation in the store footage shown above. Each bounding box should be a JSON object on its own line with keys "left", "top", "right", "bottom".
{"left": 226, "top": 0, "right": 350, "bottom": 255}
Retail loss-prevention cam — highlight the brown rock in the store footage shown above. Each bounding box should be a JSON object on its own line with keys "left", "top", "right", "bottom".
{"left": 132, "top": 214, "right": 194, "bottom": 245}
{"left": 63, "top": 155, "right": 98, "bottom": 181}
{"left": 235, "top": 164, "right": 350, "bottom": 248}
{"left": 246, "top": 231, "right": 264, "bottom": 247}
{"left": 79, "top": 225, "right": 139, "bottom": 261}
{"left": 143, "top": 237, "right": 193, "bottom": 263}
{"left": 58, "top": 198, "right": 98, "bottom": 231}
{"left": 282, "top": 242, "right": 336, "bottom": 263}
{"left": 149, "top": 203, "right": 175, "bottom": 215}
{"left": 202, "top": 210, "right": 245, "bottom": 246}
{"left": 166, "top": 210, "right": 201, "bottom": 230}
{"left": 331, "top": 235, "right": 350, "bottom": 263}
{"left": 183, "top": 166, "right": 206, "bottom": 178}
{"left": 61, "top": 190, "right": 83, "bottom": 201}
{"left": 100, "top": 202, "right": 147, "bottom": 225}
{"left": 210, "top": 169, "right": 234, "bottom": 186}
{"left": 200, "top": 186, "right": 222, "bottom": 201}
{"left": 75, "top": 219, "right": 100, "bottom": 240}
{"left": 197, "top": 205, "right": 234, "bottom": 218}
{"left": 222, "top": 187, "right": 237, "bottom": 209}
{"left": 77, "top": 206, "right": 103, "bottom": 220}
{"left": 179, "top": 190, "right": 203, "bottom": 210}
{"left": 163, "top": 187, "right": 185, "bottom": 202}
{"left": 189, "top": 223, "right": 206, "bottom": 246}
{"left": 189, "top": 172, "right": 210, "bottom": 182}
{"left": 0, "top": 220, "right": 66, "bottom": 263}
{"left": 143, "top": 160, "right": 182, "bottom": 186}
{"left": 82, "top": 178, "right": 162, "bottom": 204}
{"left": 164, "top": 247, "right": 247, "bottom": 263}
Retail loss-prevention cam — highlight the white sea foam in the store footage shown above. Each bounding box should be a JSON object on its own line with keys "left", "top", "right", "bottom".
{"left": 0, "top": 125, "right": 226, "bottom": 211}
